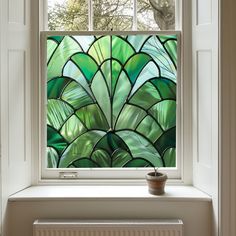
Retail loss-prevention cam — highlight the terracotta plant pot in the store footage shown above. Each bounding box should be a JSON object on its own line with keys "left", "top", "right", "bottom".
{"left": 146, "top": 172, "right": 167, "bottom": 195}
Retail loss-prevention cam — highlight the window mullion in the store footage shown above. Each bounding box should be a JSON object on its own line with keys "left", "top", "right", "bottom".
{"left": 88, "top": 0, "right": 93, "bottom": 31}
{"left": 133, "top": 0, "right": 137, "bottom": 30}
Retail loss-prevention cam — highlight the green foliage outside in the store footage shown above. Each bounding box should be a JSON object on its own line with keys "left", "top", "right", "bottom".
{"left": 48, "top": 0, "right": 175, "bottom": 31}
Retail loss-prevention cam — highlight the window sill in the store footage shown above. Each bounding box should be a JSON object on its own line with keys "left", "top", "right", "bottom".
{"left": 8, "top": 185, "right": 211, "bottom": 202}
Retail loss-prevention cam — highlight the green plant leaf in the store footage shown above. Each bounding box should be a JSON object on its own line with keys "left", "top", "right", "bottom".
{"left": 59, "top": 130, "right": 106, "bottom": 167}
{"left": 47, "top": 99, "right": 74, "bottom": 130}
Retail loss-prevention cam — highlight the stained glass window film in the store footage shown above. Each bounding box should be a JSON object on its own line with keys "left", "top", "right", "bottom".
{"left": 46, "top": 33, "right": 178, "bottom": 168}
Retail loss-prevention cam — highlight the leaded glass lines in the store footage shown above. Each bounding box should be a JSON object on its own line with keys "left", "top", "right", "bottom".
{"left": 47, "top": 34, "right": 177, "bottom": 168}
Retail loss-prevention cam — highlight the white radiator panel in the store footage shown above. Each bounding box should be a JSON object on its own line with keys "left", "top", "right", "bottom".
{"left": 33, "top": 220, "right": 183, "bottom": 236}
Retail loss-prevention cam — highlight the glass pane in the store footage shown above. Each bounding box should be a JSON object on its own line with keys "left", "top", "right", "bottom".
{"left": 137, "top": 0, "right": 175, "bottom": 30}
{"left": 48, "top": 0, "right": 88, "bottom": 30}
{"left": 93, "top": 0, "right": 133, "bottom": 30}
{"left": 46, "top": 34, "right": 177, "bottom": 168}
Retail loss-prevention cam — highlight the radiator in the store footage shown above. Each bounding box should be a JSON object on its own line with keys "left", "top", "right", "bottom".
{"left": 33, "top": 219, "right": 183, "bottom": 236}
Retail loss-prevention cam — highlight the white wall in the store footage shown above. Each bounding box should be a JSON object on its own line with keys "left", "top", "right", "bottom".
{"left": 7, "top": 199, "right": 212, "bottom": 236}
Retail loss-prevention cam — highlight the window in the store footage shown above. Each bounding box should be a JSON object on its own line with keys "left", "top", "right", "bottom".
{"left": 42, "top": 0, "right": 182, "bottom": 180}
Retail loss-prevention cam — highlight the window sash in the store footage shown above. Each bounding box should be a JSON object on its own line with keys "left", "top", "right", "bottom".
{"left": 40, "top": 30, "right": 182, "bottom": 180}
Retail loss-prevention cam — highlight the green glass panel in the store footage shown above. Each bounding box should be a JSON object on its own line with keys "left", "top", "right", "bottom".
{"left": 91, "top": 71, "right": 111, "bottom": 126}
{"left": 47, "top": 40, "right": 58, "bottom": 62}
{"left": 59, "top": 130, "right": 106, "bottom": 167}
{"left": 136, "top": 116, "right": 163, "bottom": 143}
{"left": 71, "top": 53, "right": 98, "bottom": 82}
{"left": 47, "top": 125, "right": 68, "bottom": 155}
{"left": 124, "top": 158, "right": 153, "bottom": 167}
{"left": 93, "top": 132, "right": 129, "bottom": 156}
{"left": 112, "top": 71, "right": 131, "bottom": 128}
{"left": 76, "top": 104, "right": 109, "bottom": 131}
{"left": 164, "top": 39, "right": 177, "bottom": 66}
{"left": 129, "top": 82, "right": 161, "bottom": 110}
{"left": 60, "top": 114, "right": 87, "bottom": 142}
{"left": 63, "top": 61, "right": 94, "bottom": 98}
{"left": 129, "top": 61, "right": 160, "bottom": 97}
{"left": 47, "top": 77, "right": 71, "bottom": 99}
{"left": 151, "top": 78, "right": 176, "bottom": 100}
{"left": 48, "top": 36, "right": 82, "bottom": 80}
{"left": 73, "top": 35, "right": 95, "bottom": 52}
{"left": 116, "top": 130, "right": 163, "bottom": 167}
{"left": 100, "top": 60, "right": 111, "bottom": 93}
{"left": 88, "top": 35, "right": 111, "bottom": 65}
{"left": 62, "top": 81, "right": 94, "bottom": 110}
{"left": 112, "top": 36, "right": 135, "bottom": 64}
{"left": 141, "top": 36, "right": 176, "bottom": 82}
{"left": 47, "top": 147, "right": 59, "bottom": 168}
{"left": 163, "top": 148, "right": 176, "bottom": 167}
{"left": 154, "top": 127, "right": 176, "bottom": 161}
{"left": 158, "top": 35, "right": 177, "bottom": 43}
{"left": 48, "top": 36, "right": 64, "bottom": 43}
{"left": 115, "top": 104, "right": 147, "bottom": 130}
{"left": 149, "top": 100, "right": 176, "bottom": 131}
{"left": 127, "top": 35, "right": 150, "bottom": 52}
{"left": 91, "top": 149, "right": 111, "bottom": 167}
{"left": 47, "top": 34, "right": 177, "bottom": 168}
{"left": 47, "top": 99, "right": 74, "bottom": 130}
{"left": 112, "top": 149, "right": 132, "bottom": 167}
{"left": 111, "top": 60, "right": 122, "bottom": 95}
{"left": 71, "top": 158, "right": 99, "bottom": 168}
{"left": 124, "top": 53, "right": 152, "bottom": 84}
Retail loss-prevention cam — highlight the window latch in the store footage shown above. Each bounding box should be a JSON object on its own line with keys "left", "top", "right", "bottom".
{"left": 59, "top": 172, "right": 78, "bottom": 179}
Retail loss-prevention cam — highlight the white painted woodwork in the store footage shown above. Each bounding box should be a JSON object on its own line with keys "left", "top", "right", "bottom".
{"left": 192, "top": 0, "right": 218, "bottom": 196}
{"left": 192, "top": 0, "right": 219, "bottom": 235}
{"left": 0, "top": 0, "right": 31, "bottom": 235}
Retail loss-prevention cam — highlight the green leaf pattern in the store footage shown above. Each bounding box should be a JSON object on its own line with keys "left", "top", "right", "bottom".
{"left": 47, "top": 34, "right": 177, "bottom": 168}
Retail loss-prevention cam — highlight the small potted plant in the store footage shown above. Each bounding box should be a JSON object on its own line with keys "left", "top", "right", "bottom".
{"left": 146, "top": 167, "right": 167, "bottom": 195}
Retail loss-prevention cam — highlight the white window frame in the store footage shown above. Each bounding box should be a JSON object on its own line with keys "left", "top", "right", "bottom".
{"left": 38, "top": 0, "right": 192, "bottom": 183}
